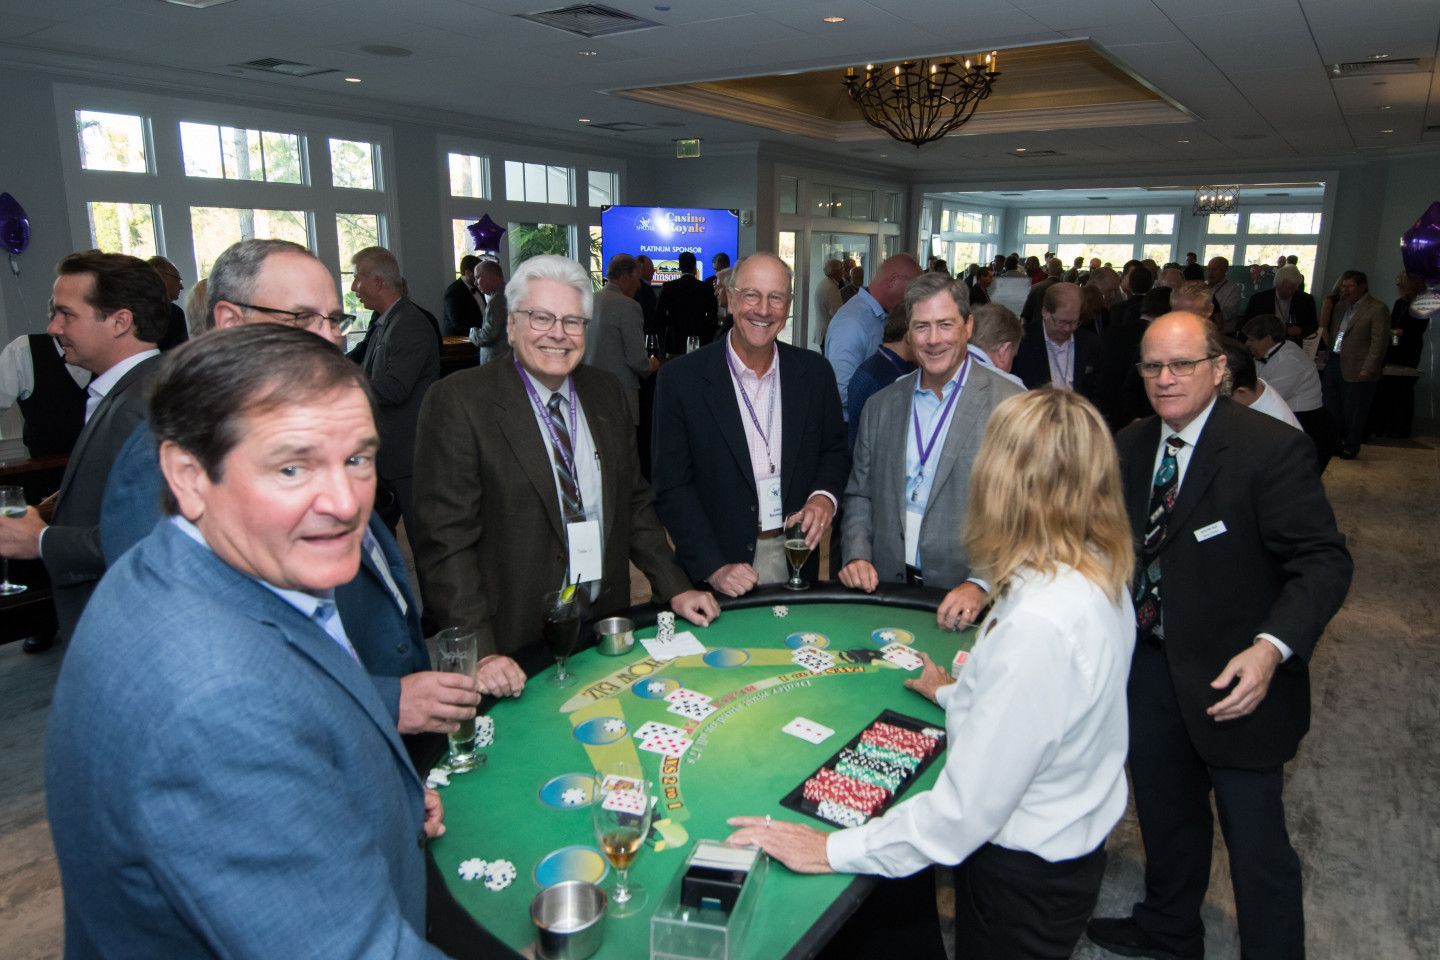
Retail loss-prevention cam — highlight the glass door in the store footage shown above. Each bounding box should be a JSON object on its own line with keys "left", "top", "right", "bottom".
{"left": 808, "top": 232, "right": 872, "bottom": 350}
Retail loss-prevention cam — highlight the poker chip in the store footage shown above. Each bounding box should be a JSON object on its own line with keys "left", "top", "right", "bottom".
{"left": 803, "top": 768, "right": 889, "bottom": 815}
{"left": 602, "top": 718, "right": 627, "bottom": 734}
{"left": 425, "top": 768, "right": 451, "bottom": 789}
{"left": 836, "top": 759, "right": 905, "bottom": 792}
{"left": 921, "top": 727, "right": 945, "bottom": 740}
{"left": 855, "top": 741, "right": 921, "bottom": 772}
{"left": 483, "top": 859, "right": 518, "bottom": 891}
{"left": 817, "top": 799, "right": 868, "bottom": 828}
{"left": 561, "top": 787, "right": 587, "bottom": 806}
{"left": 772, "top": 605, "right": 789, "bottom": 618}
{"left": 457, "top": 858, "right": 488, "bottom": 881}
{"left": 646, "top": 680, "right": 667, "bottom": 694}
{"left": 475, "top": 715, "right": 495, "bottom": 748}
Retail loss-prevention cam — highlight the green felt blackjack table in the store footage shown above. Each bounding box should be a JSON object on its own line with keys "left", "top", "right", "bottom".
{"left": 425, "top": 585, "right": 978, "bottom": 960}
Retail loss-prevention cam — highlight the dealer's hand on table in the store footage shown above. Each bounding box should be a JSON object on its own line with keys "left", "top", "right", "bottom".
{"left": 671, "top": 589, "right": 720, "bottom": 628}
{"left": 936, "top": 581, "right": 987, "bottom": 631}
{"left": 786, "top": 494, "right": 835, "bottom": 551}
{"left": 397, "top": 672, "right": 478, "bottom": 735}
{"left": 423, "top": 788, "right": 446, "bottom": 840}
{"left": 725, "top": 816, "right": 833, "bottom": 874}
{"left": 903, "top": 652, "right": 954, "bottom": 706}
{"left": 476, "top": 654, "right": 526, "bottom": 698}
{"left": 837, "top": 559, "right": 879, "bottom": 593}
{"left": 1207, "top": 639, "right": 1282, "bottom": 722}
{"left": 708, "top": 562, "right": 759, "bottom": 598}
{"left": 0, "top": 507, "right": 44, "bottom": 560}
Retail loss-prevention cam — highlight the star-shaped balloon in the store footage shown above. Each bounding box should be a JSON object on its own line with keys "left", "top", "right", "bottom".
{"left": 466, "top": 214, "right": 506, "bottom": 255}
{"left": 0, "top": 193, "right": 30, "bottom": 256}
{"left": 1400, "top": 200, "right": 1440, "bottom": 283}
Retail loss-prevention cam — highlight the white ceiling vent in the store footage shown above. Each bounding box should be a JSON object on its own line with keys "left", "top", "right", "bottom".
{"left": 517, "top": 4, "right": 659, "bottom": 38}
{"left": 1329, "top": 58, "right": 1427, "bottom": 77}
{"left": 231, "top": 57, "right": 338, "bottom": 78}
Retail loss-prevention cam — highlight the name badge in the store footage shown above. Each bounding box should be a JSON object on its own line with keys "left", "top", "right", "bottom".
{"left": 1194, "top": 520, "right": 1228, "bottom": 542}
{"left": 758, "top": 477, "right": 784, "bottom": 531}
{"left": 904, "top": 508, "right": 923, "bottom": 566}
{"left": 566, "top": 518, "right": 603, "bottom": 584}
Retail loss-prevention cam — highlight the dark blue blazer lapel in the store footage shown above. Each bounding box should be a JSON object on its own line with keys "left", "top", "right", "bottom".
{"left": 698, "top": 343, "right": 755, "bottom": 485}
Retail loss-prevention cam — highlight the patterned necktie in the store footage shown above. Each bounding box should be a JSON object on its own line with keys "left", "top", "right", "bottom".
{"left": 547, "top": 393, "right": 585, "bottom": 521}
{"left": 1134, "top": 435, "right": 1184, "bottom": 640}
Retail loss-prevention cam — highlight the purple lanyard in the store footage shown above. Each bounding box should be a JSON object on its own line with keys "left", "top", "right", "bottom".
{"left": 725, "top": 348, "right": 778, "bottom": 473}
{"left": 912, "top": 356, "right": 970, "bottom": 489}
{"left": 515, "top": 359, "right": 579, "bottom": 480}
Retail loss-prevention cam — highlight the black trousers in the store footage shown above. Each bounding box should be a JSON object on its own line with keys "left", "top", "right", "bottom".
{"left": 1128, "top": 641, "right": 1305, "bottom": 959}
{"left": 1293, "top": 407, "right": 1335, "bottom": 473}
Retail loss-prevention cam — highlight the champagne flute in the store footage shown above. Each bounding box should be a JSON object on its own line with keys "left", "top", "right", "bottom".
{"left": 782, "top": 520, "right": 811, "bottom": 592}
{"left": 0, "top": 486, "right": 28, "bottom": 596}
{"left": 436, "top": 628, "right": 482, "bottom": 771}
{"left": 645, "top": 334, "right": 661, "bottom": 359}
{"left": 542, "top": 587, "right": 582, "bottom": 688}
{"left": 592, "top": 761, "right": 652, "bottom": 917}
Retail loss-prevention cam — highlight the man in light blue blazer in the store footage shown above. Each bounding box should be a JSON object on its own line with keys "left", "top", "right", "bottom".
{"left": 47, "top": 325, "right": 449, "bottom": 958}
{"left": 840, "top": 273, "right": 1023, "bottom": 628}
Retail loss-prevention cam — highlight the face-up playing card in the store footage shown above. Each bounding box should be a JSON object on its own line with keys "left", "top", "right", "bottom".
{"left": 639, "top": 733, "right": 693, "bottom": 758}
{"left": 782, "top": 716, "right": 834, "bottom": 744}
{"left": 667, "top": 698, "right": 717, "bottom": 721}
{"left": 791, "top": 647, "right": 835, "bottom": 674}
{"left": 881, "top": 643, "right": 923, "bottom": 671}
{"left": 600, "top": 774, "right": 644, "bottom": 794}
{"left": 632, "top": 721, "right": 687, "bottom": 742}
{"left": 664, "top": 688, "right": 711, "bottom": 705}
{"left": 601, "top": 787, "right": 648, "bottom": 815}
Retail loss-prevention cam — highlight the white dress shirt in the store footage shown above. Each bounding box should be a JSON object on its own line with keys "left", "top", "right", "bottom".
{"left": 827, "top": 566, "right": 1135, "bottom": 874}
{"left": 82, "top": 349, "right": 159, "bottom": 422}
{"left": 1247, "top": 380, "right": 1302, "bottom": 431}
{"left": 1044, "top": 332, "right": 1075, "bottom": 390}
{"left": 0, "top": 335, "right": 88, "bottom": 411}
{"left": 1256, "top": 340, "right": 1322, "bottom": 413}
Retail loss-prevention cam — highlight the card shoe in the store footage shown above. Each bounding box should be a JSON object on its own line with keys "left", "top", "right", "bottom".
{"left": 1085, "top": 917, "right": 1202, "bottom": 960}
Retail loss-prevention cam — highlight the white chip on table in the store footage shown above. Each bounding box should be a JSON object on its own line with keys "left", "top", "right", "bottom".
{"left": 772, "top": 605, "right": 788, "bottom": 617}
{"left": 425, "top": 768, "right": 450, "bottom": 789}
{"left": 647, "top": 680, "right": 667, "bottom": 694}
{"left": 561, "top": 787, "right": 587, "bottom": 806}
{"left": 603, "top": 718, "right": 626, "bottom": 733}
{"left": 483, "top": 859, "right": 517, "bottom": 891}
{"left": 457, "top": 858, "right": 488, "bottom": 881}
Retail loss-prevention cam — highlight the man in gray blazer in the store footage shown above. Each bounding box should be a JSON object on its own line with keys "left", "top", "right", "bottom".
{"left": 471, "top": 259, "right": 509, "bottom": 364}
{"left": 839, "top": 273, "right": 1022, "bottom": 628}
{"left": 47, "top": 324, "right": 446, "bottom": 957}
{"left": 352, "top": 246, "right": 440, "bottom": 546}
{"left": 584, "top": 254, "right": 655, "bottom": 425}
{"left": 0, "top": 251, "right": 166, "bottom": 649}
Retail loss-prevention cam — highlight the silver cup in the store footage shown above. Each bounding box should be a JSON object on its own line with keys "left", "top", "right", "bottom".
{"left": 594, "top": 616, "right": 635, "bottom": 656}
{"left": 531, "top": 881, "right": 608, "bottom": 960}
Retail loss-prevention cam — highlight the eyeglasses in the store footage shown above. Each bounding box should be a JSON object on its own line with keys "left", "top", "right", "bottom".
{"left": 232, "top": 302, "right": 356, "bottom": 335}
{"left": 735, "top": 288, "right": 790, "bottom": 310}
{"left": 1135, "top": 355, "right": 1220, "bottom": 379}
{"left": 515, "top": 309, "right": 588, "bottom": 335}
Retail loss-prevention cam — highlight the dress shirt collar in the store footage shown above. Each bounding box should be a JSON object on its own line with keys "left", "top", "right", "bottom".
{"left": 85, "top": 348, "right": 159, "bottom": 422}
{"left": 169, "top": 515, "right": 337, "bottom": 618}
{"left": 519, "top": 366, "right": 574, "bottom": 405}
{"left": 853, "top": 285, "right": 884, "bottom": 319}
{"left": 725, "top": 331, "right": 779, "bottom": 383}
{"left": 911, "top": 359, "right": 966, "bottom": 399}
{"left": 1165, "top": 395, "right": 1217, "bottom": 447}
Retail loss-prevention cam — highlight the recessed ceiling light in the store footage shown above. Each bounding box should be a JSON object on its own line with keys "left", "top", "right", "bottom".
{"left": 1014, "top": 147, "right": 1027, "bottom": 152}
{"left": 578, "top": 50, "right": 598, "bottom": 56}
{"left": 344, "top": 76, "right": 362, "bottom": 83}
{"left": 823, "top": 16, "right": 846, "bottom": 23}
{"left": 578, "top": 118, "right": 591, "bottom": 123}
{"left": 1381, "top": 128, "right": 1394, "bottom": 133}
{"left": 1177, "top": 138, "right": 1191, "bottom": 143}
{"left": 1372, "top": 53, "right": 1390, "bottom": 59}
{"left": 1380, "top": 105, "right": 1392, "bottom": 110}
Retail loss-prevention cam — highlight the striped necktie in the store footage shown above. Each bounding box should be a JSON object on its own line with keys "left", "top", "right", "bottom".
{"left": 1134, "top": 435, "right": 1184, "bottom": 640}
{"left": 547, "top": 393, "right": 585, "bottom": 521}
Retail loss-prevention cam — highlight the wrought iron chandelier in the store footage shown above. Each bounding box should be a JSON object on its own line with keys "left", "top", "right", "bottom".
{"left": 1193, "top": 185, "right": 1240, "bottom": 215}
{"left": 843, "top": 52, "right": 1001, "bottom": 148}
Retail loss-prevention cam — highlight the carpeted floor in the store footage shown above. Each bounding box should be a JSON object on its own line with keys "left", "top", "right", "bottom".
{"left": 1, "top": 433, "right": 1435, "bottom": 959}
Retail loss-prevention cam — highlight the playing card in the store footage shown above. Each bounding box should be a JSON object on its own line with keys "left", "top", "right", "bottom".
{"left": 782, "top": 716, "right": 834, "bottom": 744}
{"left": 667, "top": 698, "right": 717, "bottom": 721}
{"left": 599, "top": 774, "right": 644, "bottom": 793}
{"left": 632, "top": 720, "right": 687, "bottom": 742}
{"left": 881, "top": 643, "right": 923, "bottom": 671}
{"left": 664, "top": 687, "right": 711, "bottom": 705}
{"left": 639, "top": 733, "right": 692, "bottom": 758}
{"left": 791, "top": 648, "right": 835, "bottom": 674}
{"left": 601, "top": 788, "right": 648, "bottom": 815}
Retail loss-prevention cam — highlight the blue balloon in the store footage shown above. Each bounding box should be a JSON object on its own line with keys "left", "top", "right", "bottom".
{"left": 0, "top": 193, "right": 29, "bottom": 256}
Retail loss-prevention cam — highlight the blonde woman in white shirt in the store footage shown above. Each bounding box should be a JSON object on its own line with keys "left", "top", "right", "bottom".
{"left": 728, "top": 388, "right": 1136, "bottom": 960}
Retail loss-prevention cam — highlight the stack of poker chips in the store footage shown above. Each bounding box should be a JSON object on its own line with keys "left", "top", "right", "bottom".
{"left": 801, "top": 720, "right": 944, "bottom": 827}
{"left": 656, "top": 611, "right": 676, "bottom": 641}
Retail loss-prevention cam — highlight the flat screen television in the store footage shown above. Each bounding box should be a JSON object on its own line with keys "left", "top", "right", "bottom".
{"left": 599, "top": 206, "right": 740, "bottom": 283}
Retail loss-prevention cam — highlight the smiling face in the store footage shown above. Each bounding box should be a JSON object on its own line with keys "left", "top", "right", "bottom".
{"left": 1141, "top": 312, "right": 1225, "bottom": 432}
{"left": 908, "top": 290, "right": 972, "bottom": 391}
{"left": 508, "top": 276, "right": 586, "bottom": 390}
{"left": 179, "top": 386, "right": 377, "bottom": 593}
{"left": 727, "top": 255, "right": 791, "bottom": 356}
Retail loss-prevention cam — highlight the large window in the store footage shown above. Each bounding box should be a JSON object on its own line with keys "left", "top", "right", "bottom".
{"left": 337, "top": 213, "right": 382, "bottom": 317}
{"left": 76, "top": 110, "right": 148, "bottom": 173}
{"left": 507, "top": 222, "right": 571, "bottom": 273}
{"left": 505, "top": 161, "right": 573, "bottom": 205}
{"left": 587, "top": 170, "right": 618, "bottom": 208}
{"left": 180, "top": 122, "right": 303, "bottom": 183}
{"left": 1058, "top": 214, "right": 1137, "bottom": 235}
{"left": 1056, "top": 242, "right": 1135, "bottom": 267}
{"left": 1202, "top": 208, "right": 1323, "bottom": 279}
{"left": 448, "top": 152, "right": 489, "bottom": 199}
{"left": 87, "top": 201, "right": 157, "bottom": 257}
{"left": 330, "top": 138, "right": 378, "bottom": 190}
{"left": 190, "top": 207, "right": 310, "bottom": 275}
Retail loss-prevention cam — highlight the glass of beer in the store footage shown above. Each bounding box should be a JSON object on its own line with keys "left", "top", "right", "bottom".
{"left": 783, "top": 520, "right": 811, "bottom": 591}
{"left": 0, "top": 486, "right": 28, "bottom": 596}
{"left": 592, "top": 760, "right": 652, "bottom": 917}
{"left": 542, "top": 588, "right": 582, "bottom": 689}
{"left": 436, "top": 627, "right": 481, "bottom": 771}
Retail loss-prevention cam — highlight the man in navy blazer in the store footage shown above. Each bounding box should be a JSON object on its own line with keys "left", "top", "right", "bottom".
{"left": 99, "top": 239, "right": 472, "bottom": 737}
{"left": 652, "top": 253, "right": 849, "bottom": 596}
{"left": 1011, "top": 282, "right": 1098, "bottom": 396}
{"left": 48, "top": 325, "right": 448, "bottom": 957}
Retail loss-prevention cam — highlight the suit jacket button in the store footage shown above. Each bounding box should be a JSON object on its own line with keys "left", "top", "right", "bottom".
{"left": 747, "top": 542, "right": 755, "bottom": 551}
{"left": 395, "top": 643, "right": 409, "bottom": 654}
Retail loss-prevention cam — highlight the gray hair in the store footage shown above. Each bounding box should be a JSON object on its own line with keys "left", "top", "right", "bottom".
{"left": 351, "top": 246, "right": 402, "bottom": 289}
{"left": 1274, "top": 265, "right": 1304, "bottom": 288}
{"left": 904, "top": 272, "right": 970, "bottom": 320}
{"left": 970, "top": 303, "right": 1023, "bottom": 353}
{"left": 506, "top": 254, "right": 594, "bottom": 317}
{"left": 726, "top": 254, "right": 795, "bottom": 296}
{"left": 205, "top": 238, "right": 313, "bottom": 330}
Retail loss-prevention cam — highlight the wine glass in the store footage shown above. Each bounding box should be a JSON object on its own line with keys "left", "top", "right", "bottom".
{"left": 645, "top": 334, "right": 661, "bottom": 359}
{"left": 0, "top": 486, "right": 28, "bottom": 596}
{"left": 592, "top": 761, "right": 653, "bottom": 917}
{"left": 685, "top": 335, "right": 701, "bottom": 354}
{"left": 782, "top": 521, "right": 811, "bottom": 592}
{"left": 436, "top": 628, "right": 482, "bottom": 771}
{"left": 542, "top": 587, "right": 582, "bottom": 688}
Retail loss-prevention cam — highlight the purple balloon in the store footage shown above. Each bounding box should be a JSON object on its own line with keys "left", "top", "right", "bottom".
{"left": 466, "top": 214, "right": 506, "bottom": 254}
{"left": 0, "top": 192, "right": 30, "bottom": 256}
{"left": 1400, "top": 200, "right": 1440, "bottom": 282}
